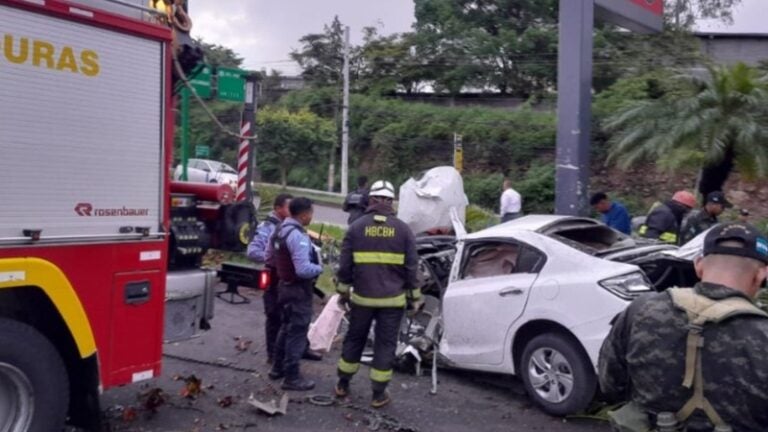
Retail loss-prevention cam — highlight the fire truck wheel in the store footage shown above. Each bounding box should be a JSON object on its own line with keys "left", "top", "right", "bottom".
{"left": 0, "top": 318, "right": 69, "bottom": 432}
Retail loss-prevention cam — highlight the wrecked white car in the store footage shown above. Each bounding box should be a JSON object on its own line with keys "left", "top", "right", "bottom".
{"left": 403, "top": 214, "right": 697, "bottom": 416}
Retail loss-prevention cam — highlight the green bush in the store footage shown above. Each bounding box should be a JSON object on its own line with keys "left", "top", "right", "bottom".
{"left": 464, "top": 173, "right": 504, "bottom": 211}
{"left": 276, "top": 89, "right": 556, "bottom": 187}
{"left": 465, "top": 205, "right": 499, "bottom": 233}
{"left": 516, "top": 161, "right": 556, "bottom": 214}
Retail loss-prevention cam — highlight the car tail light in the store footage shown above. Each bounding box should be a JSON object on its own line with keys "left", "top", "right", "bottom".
{"left": 259, "top": 270, "right": 271, "bottom": 290}
{"left": 599, "top": 272, "right": 652, "bottom": 300}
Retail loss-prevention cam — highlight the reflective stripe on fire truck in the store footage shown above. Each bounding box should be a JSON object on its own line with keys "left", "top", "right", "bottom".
{"left": 0, "top": 257, "right": 97, "bottom": 358}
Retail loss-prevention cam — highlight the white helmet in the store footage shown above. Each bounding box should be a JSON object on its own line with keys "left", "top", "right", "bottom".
{"left": 368, "top": 180, "right": 396, "bottom": 199}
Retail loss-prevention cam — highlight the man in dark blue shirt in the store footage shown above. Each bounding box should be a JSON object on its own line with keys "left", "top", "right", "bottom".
{"left": 591, "top": 192, "right": 631, "bottom": 235}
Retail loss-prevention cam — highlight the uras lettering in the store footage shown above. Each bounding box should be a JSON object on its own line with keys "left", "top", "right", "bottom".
{"left": 2, "top": 34, "right": 100, "bottom": 76}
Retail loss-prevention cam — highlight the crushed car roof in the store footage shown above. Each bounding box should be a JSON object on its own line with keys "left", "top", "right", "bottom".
{"left": 466, "top": 215, "right": 581, "bottom": 239}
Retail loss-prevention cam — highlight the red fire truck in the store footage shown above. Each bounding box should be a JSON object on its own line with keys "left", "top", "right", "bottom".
{"left": 0, "top": 1, "right": 254, "bottom": 430}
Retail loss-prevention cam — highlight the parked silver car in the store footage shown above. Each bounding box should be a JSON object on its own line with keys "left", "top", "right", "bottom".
{"left": 174, "top": 158, "right": 238, "bottom": 187}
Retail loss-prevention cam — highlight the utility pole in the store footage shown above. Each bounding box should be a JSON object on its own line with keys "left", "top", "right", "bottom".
{"left": 340, "top": 25, "right": 351, "bottom": 196}
{"left": 555, "top": 0, "right": 593, "bottom": 216}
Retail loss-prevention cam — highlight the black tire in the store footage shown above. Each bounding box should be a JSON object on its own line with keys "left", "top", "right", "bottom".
{"left": 0, "top": 318, "right": 69, "bottom": 432}
{"left": 519, "top": 332, "right": 596, "bottom": 416}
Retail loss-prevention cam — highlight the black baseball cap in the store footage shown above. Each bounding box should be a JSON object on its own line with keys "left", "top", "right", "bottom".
{"left": 704, "top": 222, "right": 768, "bottom": 265}
{"left": 706, "top": 191, "right": 733, "bottom": 208}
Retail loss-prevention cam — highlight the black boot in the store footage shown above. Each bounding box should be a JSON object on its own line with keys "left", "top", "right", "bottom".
{"left": 268, "top": 367, "right": 284, "bottom": 381}
{"left": 371, "top": 390, "right": 391, "bottom": 408}
{"left": 335, "top": 376, "right": 351, "bottom": 398}
{"left": 371, "top": 381, "right": 391, "bottom": 408}
{"left": 302, "top": 349, "right": 323, "bottom": 361}
{"left": 282, "top": 375, "right": 316, "bottom": 391}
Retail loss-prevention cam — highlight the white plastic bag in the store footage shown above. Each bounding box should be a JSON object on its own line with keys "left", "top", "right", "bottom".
{"left": 307, "top": 294, "right": 345, "bottom": 353}
{"left": 397, "top": 166, "right": 469, "bottom": 235}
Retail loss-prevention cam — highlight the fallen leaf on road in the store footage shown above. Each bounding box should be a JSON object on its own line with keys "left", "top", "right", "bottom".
{"left": 218, "top": 396, "right": 234, "bottom": 408}
{"left": 122, "top": 407, "right": 138, "bottom": 422}
{"left": 139, "top": 388, "right": 167, "bottom": 413}
{"left": 235, "top": 339, "right": 253, "bottom": 352}
{"left": 180, "top": 375, "right": 203, "bottom": 399}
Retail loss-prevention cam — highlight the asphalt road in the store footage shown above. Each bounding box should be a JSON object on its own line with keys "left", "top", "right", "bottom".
{"left": 101, "top": 287, "right": 610, "bottom": 432}
{"left": 312, "top": 204, "right": 348, "bottom": 226}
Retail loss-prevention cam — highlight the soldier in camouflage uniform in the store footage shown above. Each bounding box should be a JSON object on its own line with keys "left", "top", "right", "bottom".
{"left": 599, "top": 222, "right": 768, "bottom": 432}
{"left": 678, "top": 191, "right": 731, "bottom": 245}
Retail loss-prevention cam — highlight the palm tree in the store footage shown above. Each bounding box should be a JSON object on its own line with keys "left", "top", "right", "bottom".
{"left": 605, "top": 62, "right": 768, "bottom": 197}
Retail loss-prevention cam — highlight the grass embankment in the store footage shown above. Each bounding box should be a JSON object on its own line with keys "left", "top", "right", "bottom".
{"left": 256, "top": 184, "right": 345, "bottom": 208}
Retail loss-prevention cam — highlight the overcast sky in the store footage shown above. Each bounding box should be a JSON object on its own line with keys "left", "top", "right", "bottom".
{"left": 191, "top": 0, "right": 414, "bottom": 74}
{"left": 191, "top": 0, "right": 766, "bottom": 75}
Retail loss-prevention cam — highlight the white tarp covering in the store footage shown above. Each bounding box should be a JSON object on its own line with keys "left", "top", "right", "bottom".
{"left": 397, "top": 167, "right": 469, "bottom": 234}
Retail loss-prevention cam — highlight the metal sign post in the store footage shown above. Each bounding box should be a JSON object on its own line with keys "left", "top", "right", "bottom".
{"left": 555, "top": 0, "right": 594, "bottom": 216}
{"left": 554, "top": 0, "right": 663, "bottom": 215}
{"left": 453, "top": 133, "right": 463, "bottom": 173}
{"left": 180, "top": 87, "right": 190, "bottom": 181}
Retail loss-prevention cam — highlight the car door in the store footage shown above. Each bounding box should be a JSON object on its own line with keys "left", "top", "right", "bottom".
{"left": 441, "top": 239, "right": 545, "bottom": 367}
{"left": 187, "top": 160, "right": 206, "bottom": 182}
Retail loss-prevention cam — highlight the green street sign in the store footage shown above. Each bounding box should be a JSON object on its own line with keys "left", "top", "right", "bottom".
{"left": 217, "top": 67, "right": 246, "bottom": 102}
{"left": 195, "top": 145, "right": 210, "bottom": 158}
{"left": 190, "top": 65, "right": 212, "bottom": 99}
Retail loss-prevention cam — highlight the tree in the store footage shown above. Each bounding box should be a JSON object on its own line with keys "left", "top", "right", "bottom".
{"left": 665, "top": 0, "right": 743, "bottom": 30}
{"left": 196, "top": 39, "right": 243, "bottom": 68}
{"left": 606, "top": 63, "right": 768, "bottom": 197}
{"left": 256, "top": 108, "right": 336, "bottom": 186}
{"left": 357, "top": 29, "right": 430, "bottom": 95}
{"left": 290, "top": 16, "right": 363, "bottom": 87}
{"left": 412, "top": 0, "right": 559, "bottom": 96}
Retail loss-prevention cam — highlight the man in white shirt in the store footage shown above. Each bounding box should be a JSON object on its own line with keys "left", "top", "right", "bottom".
{"left": 500, "top": 179, "right": 522, "bottom": 222}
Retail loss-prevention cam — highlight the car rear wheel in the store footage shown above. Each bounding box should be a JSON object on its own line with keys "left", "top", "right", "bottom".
{"left": 0, "top": 318, "right": 69, "bottom": 432}
{"left": 520, "top": 333, "right": 596, "bottom": 416}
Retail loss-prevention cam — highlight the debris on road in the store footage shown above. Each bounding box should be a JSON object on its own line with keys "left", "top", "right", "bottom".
{"left": 247, "top": 393, "right": 289, "bottom": 416}
{"left": 234, "top": 336, "right": 253, "bottom": 353}
{"left": 121, "top": 406, "right": 138, "bottom": 423}
{"left": 139, "top": 387, "right": 167, "bottom": 413}
{"left": 180, "top": 375, "right": 204, "bottom": 399}
{"left": 217, "top": 396, "right": 234, "bottom": 408}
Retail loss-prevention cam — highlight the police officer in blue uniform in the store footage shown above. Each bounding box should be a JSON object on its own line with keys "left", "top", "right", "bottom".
{"left": 267, "top": 197, "right": 323, "bottom": 391}
{"left": 247, "top": 193, "right": 292, "bottom": 364}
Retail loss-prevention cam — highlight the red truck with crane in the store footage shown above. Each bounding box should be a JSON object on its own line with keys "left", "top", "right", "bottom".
{"left": 0, "top": 0, "right": 256, "bottom": 430}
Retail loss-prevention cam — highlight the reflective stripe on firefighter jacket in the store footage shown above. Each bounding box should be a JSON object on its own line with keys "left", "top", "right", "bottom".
{"left": 336, "top": 204, "right": 420, "bottom": 308}
{"left": 639, "top": 201, "right": 684, "bottom": 244}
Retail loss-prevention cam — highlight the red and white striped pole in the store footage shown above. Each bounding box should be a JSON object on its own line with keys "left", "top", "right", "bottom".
{"left": 236, "top": 78, "right": 257, "bottom": 202}
{"left": 236, "top": 121, "right": 250, "bottom": 201}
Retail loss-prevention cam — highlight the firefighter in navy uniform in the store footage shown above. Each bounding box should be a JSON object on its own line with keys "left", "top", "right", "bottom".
{"left": 246, "top": 193, "right": 292, "bottom": 364}
{"left": 267, "top": 197, "right": 323, "bottom": 391}
{"left": 343, "top": 175, "right": 369, "bottom": 225}
{"left": 334, "top": 180, "right": 420, "bottom": 408}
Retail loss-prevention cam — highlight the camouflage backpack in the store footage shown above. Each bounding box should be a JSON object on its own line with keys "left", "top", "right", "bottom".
{"left": 609, "top": 288, "right": 768, "bottom": 432}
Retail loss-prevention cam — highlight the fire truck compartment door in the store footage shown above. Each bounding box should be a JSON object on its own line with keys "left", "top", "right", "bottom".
{"left": 0, "top": 3, "right": 165, "bottom": 242}
{"left": 109, "top": 270, "right": 163, "bottom": 382}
